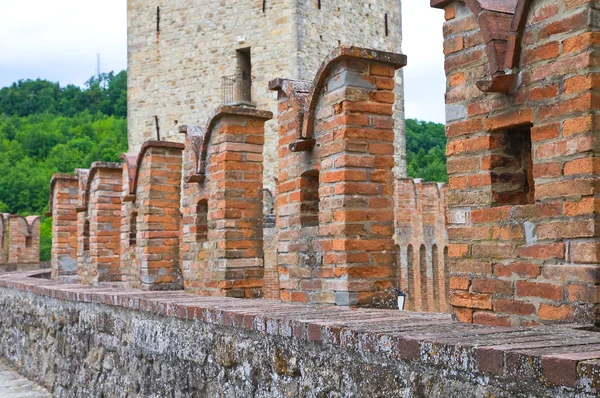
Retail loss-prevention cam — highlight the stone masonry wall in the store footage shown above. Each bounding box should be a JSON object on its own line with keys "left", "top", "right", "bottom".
{"left": 7, "top": 216, "right": 40, "bottom": 264}
{"left": 396, "top": 178, "right": 449, "bottom": 312}
{"left": 0, "top": 272, "right": 599, "bottom": 397}
{"left": 127, "top": 0, "right": 405, "bottom": 196}
{"left": 180, "top": 106, "right": 272, "bottom": 298}
{"left": 49, "top": 175, "right": 79, "bottom": 281}
{"left": 433, "top": 0, "right": 600, "bottom": 326}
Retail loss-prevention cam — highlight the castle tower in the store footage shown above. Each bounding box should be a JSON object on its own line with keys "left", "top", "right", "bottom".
{"left": 127, "top": 0, "right": 406, "bottom": 192}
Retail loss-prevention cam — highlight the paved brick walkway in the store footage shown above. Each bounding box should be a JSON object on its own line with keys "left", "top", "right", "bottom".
{"left": 0, "top": 361, "right": 50, "bottom": 397}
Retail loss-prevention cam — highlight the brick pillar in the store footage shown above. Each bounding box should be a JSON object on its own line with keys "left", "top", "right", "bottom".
{"left": 49, "top": 174, "right": 79, "bottom": 281}
{"left": 135, "top": 141, "right": 184, "bottom": 290}
{"left": 433, "top": 0, "right": 600, "bottom": 326}
{"left": 272, "top": 46, "right": 407, "bottom": 308}
{"left": 85, "top": 163, "right": 123, "bottom": 284}
{"left": 180, "top": 106, "right": 272, "bottom": 298}
{"left": 120, "top": 154, "right": 139, "bottom": 288}
{"left": 76, "top": 169, "right": 90, "bottom": 283}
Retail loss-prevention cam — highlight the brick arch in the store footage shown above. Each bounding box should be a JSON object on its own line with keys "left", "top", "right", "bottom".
{"left": 269, "top": 45, "right": 407, "bottom": 152}
{"left": 182, "top": 105, "right": 272, "bottom": 184}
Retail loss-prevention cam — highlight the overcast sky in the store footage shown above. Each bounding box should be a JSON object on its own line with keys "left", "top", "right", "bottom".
{"left": 0, "top": 0, "right": 446, "bottom": 123}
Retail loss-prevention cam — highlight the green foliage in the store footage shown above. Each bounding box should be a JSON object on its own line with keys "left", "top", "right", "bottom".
{"left": 0, "top": 72, "right": 128, "bottom": 261}
{"left": 405, "top": 119, "right": 448, "bottom": 183}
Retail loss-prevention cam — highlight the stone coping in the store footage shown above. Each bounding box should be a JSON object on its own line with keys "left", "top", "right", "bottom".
{"left": 1, "top": 271, "right": 599, "bottom": 393}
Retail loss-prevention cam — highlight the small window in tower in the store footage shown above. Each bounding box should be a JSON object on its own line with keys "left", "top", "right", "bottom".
{"left": 385, "top": 14, "right": 389, "bottom": 36}
{"left": 300, "top": 170, "right": 320, "bottom": 228}
{"left": 26, "top": 236, "right": 32, "bottom": 248}
{"left": 156, "top": 6, "right": 160, "bottom": 32}
{"left": 236, "top": 48, "right": 252, "bottom": 103}
{"left": 317, "top": 0, "right": 321, "bottom": 10}
{"left": 129, "top": 212, "right": 137, "bottom": 246}
{"left": 262, "top": 0, "right": 266, "bottom": 13}
{"left": 491, "top": 125, "right": 534, "bottom": 206}
{"left": 83, "top": 220, "right": 90, "bottom": 252}
{"left": 196, "top": 200, "right": 208, "bottom": 242}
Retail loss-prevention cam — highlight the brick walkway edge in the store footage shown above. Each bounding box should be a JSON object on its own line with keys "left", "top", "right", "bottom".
{"left": 0, "top": 270, "right": 599, "bottom": 396}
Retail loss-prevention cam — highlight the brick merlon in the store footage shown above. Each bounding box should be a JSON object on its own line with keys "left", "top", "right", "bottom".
{"left": 129, "top": 140, "right": 185, "bottom": 196}
{"left": 47, "top": 173, "right": 78, "bottom": 216}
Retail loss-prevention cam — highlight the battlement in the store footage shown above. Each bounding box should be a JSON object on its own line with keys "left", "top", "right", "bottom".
{"left": 0, "top": 213, "right": 40, "bottom": 265}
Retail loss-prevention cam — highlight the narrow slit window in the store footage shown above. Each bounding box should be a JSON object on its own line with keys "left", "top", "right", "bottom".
{"left": 317, "top": 0, "right": 321, "bottom": 10}
{"left": 262, "top": 0, "right": 266, "bottom": 13}
{"left": 419, "top": 245, "right": 428, "bottom": 312}
{"left": 129, "top": 212, "right": 137, "bottom": 246}
{"left": 26, "top": 236, "right": 32, "bottom": 248}
{"left": 407, "top": 245, "right": 414, "bottom": 310}
{"left": 432, "top": 244, "right": 439, "bottom": 312}
{"left": 385, "top": 13, "right": 389, "bottom": 36}
{"left": 156, "top": 6, "right": 160, "bottom": 32}
{"left": 83, "top": 221, "right": 90, "bottom": 252}
{"left": 300, "top": 170, "right": 320, "bottom": 228}
{"left": 196, "top": 200, "right": 208, "bottom": 242}
{"left": 236, "top": 48, "right": 252, "bottom": 102}
{"left": 491, "top": 125, "right": 534, "bottom": 206}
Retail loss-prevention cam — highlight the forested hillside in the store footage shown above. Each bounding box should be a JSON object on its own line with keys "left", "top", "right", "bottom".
{"left": 0, "top": 70, "right": 446, "bottom": 261}
{"left": 0, "top": 72, "right": 128, "bottom": 260}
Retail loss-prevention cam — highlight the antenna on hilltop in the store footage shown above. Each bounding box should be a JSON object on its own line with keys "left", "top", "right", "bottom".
{"left": 96, "top": 54, "right": 101, "bottom": 80}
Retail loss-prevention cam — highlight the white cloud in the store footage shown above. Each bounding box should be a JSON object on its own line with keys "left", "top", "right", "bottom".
{"left": 402, "top": 1, "right": 446, "bottom": 123}
{"left": 0, "top": 0, "right": 447, "bottom": 123}
{"left": 0, "top": 0, "right": 127, "bottom": 88}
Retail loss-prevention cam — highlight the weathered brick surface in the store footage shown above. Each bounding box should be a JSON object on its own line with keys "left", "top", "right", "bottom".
{"left": 433, "top": 0, "right": 600, "bottom": 325}
{"left": 0, "top": 271, "right": 599, "bottom": 396}
{"left": 7, "top": 216, "right": 40, "bottom": 264}
{"left": 49, "top": 174, "right": 79, "bottom": 281}
{"left": 271, "top": 46, "right": 407, "bottom": 308}
{"left": 179, "top": 106, "right": 272, "bottom": 298}
{"left": 396, "top": 179, "right": 449, "bottom": 312}
{"left": 77, "top": 163, "right": 123, "bottom": 285}
{"left": 134, "top": 141, "right": 184, "bottom": 290}
{"left": 120, "top": 154, "right": 139, "bottom": 288}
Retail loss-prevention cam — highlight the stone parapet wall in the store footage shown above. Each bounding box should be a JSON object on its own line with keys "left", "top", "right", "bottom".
{"left": 0, "top": 271, "right": 599, "bottom": 397}
{"left": 433, "top": 0, "right": 600, "bottom": 326}
{"left": 396, "top": 178, "right": 449, "bottom": 312}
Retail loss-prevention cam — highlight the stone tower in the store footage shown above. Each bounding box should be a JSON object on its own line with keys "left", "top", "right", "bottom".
{"left": 127, "top": 0, "right": 406, "bottom": 191}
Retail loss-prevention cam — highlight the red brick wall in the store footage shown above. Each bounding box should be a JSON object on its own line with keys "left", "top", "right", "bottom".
{"left": 0, "top": 215, "right": 7, "bottom": 263}
{"left": 433, "top": 0, "right": 600, "bottom": 326}
{"left": 76, "top": 169, "right": 91, "bottom": 283}
{"left": 272, "top": 46, "right": 407, "bottom": 307}
{"left": 120, "top": 155, "right": 140, "bottom": 288}
{"left": 7, "top": 216, "right": 40, "bottom": 264}
{"left": 78, "top": 163, "right": 123, "bottom": 285}
{"left": 134, "top": 142, "right": 184, "bottom": 290}
{"left": 396, "top": 179, "right": 449, "bottom": 312}
{"left": 180, "top": 106, "right": 272, "bottom": 298}
{"left": 50, "top": 174, "right": 79, "bottom": 281}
